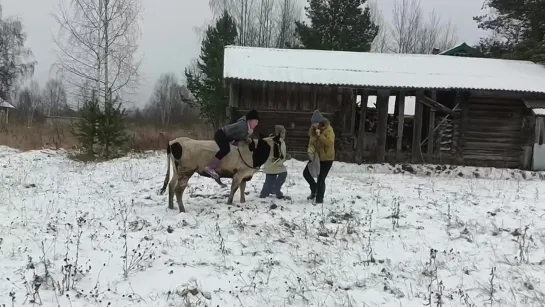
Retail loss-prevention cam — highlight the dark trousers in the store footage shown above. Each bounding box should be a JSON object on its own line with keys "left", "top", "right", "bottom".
{"left": 260, "top": 172, "right": 287, "bottom": 197}
{"left": 303, "top": 161, "right": 333, "bottom": 202}
{"left": 214, "top": 129, "right": 231, "bottom": 160}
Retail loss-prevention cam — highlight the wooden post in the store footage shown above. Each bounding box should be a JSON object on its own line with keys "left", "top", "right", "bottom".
{"left": 427, "top": 108, "right": 436, "bottom": 154}
{"left": 376, "top": 90, "right": 390, "bottom": 162}
{"left": 350, "top": 89, "right": 357, "bottom": 135}
{"left": 411, "top": 98, "right": 424, "bottom": 163}
{"left": 286, "top": 84, "right": 293, "bottom": 110}
{"left": 312, "top": 86, "right": 318, "bottom": 110}
{"left": 395, "top": 91, "right": 405, "bottom": 161}
{"left": 535, "top": 117, "right": 544, "bottom": 145}
{"left": 356, "top": 90, "right": 369, "bottom": 162}
{"left": 226, "top": 83, "right": 233, "bottom": 122}
{"left": 457, "top": 91, "right": 468, "bottom": 163}
{"left": 228, "top": 82, "right": 240, "bottom": 123}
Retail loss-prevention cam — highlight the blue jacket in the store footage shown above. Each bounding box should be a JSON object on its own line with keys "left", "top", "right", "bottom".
{"left": 221, "top": 116, "right": 250, "bottom": 142}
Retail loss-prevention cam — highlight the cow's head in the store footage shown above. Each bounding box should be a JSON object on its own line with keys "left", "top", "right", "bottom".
{"left": 248, "top": 133, "right": 279, "bottom": 168}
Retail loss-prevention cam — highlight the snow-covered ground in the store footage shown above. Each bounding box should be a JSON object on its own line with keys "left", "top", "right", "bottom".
{"left": 1, "top": 145, "right": 545, "bottom": 306}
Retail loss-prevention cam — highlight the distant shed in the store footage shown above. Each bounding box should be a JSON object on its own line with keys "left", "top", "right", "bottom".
{"left": 438, "top": 42, "right": 485, "bottom": 58}
{"left": 0, "top": 99, "right": 15, "bottom": 126}
{"left": 223, "top": 45, "right": 545, "bottom": 170}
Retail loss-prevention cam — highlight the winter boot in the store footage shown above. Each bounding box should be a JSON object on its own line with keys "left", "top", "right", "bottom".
{"left": 204, "top": 158, "right": 225, "bottom": 187}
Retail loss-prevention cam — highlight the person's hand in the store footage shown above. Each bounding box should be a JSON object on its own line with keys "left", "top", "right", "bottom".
{"left": 245, "top": 136, "right": 252, "bottom": 144}
{"left": 285, "top": 153, "right": 292, "bottom": 160}
{"left": 315, "top": 129, "right": 321, "bottom": 136}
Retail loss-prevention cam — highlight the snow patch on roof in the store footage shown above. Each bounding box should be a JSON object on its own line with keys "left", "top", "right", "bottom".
{"left": 0, "top": 100, "right": 14, "bottom": 109}
{"left": 364, "top": 96, "right": 416, "bottom": 116}
{"left": 533, "top": 108, "right": 545, "bottom": 116}
{"left": 224, "top": 46, "right": 545, "bottom": 93}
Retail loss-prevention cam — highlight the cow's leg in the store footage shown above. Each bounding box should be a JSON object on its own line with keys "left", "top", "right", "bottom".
{"left": 227, "top": 174, "right": 244, "bottom": 205}
{"left": 239, "top": 179, "right": 247, "bottom": 203}
{"left": 168, "top": 176, "right": 177, "bottom": 210}
{"left": 175, "top": 172, "right": 192, "bottom": 213}
{"left": 227, "top": 180, "right": 239, "bottom": 205}
{"left": 239, "top": 174, "right": 253, "bottom": 203}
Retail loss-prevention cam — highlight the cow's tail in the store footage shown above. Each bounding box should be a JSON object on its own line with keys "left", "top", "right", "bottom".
{"left": 159, "top": 141, "right": 172, "bottom": 195}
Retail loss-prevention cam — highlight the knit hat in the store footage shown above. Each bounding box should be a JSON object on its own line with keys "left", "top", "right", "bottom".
{"left": 274, "top": 125, "right": 286, "bottom": 139}
{"left": 246, "top": 109, "right": 259, "bottom": 121}
{"left": 310, "top": 109, "right": 325, "bottom": 124}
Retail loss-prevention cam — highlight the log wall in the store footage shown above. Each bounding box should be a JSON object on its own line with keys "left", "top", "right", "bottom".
{"left": 227, "top": 79, "right": 541, "bottom": 169}
{"left": 232, "top": 81, "right": 357, "bottom": 161}
{"left": 457, "top": 92, "right": 527, "bottom": 168}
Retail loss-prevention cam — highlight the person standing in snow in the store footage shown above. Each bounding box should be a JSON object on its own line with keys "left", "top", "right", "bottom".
{"left": 204, "top": 109, "right": 260, "bottom": 181}
{"left": 303, "top": 109, "right": 335, "bottom": 204}
{"left": 259, "top": 125, "right": 289, "bottom": 199}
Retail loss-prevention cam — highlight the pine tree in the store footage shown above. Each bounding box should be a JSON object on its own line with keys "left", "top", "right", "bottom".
{"left": 73, "top": 94, "right": 101, "bottom": 156}
{"left": 185, "top": 10, "right": 237, "bottom": 128}
{"left": 72, "top": 90, "right": 128, "bottom": 160}
{"left": 295, "top": 0, "right": 378, "bottom": 52}
{"left": 97, "top": 95, "right": 127, "bottom": 159}
{"left": 474, "top": 0, "right": 545, "bottom": 62}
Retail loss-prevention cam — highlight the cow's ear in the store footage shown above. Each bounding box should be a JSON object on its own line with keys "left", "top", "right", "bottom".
{"left": 273, "top": 134, "right": 280, "bottom": 142}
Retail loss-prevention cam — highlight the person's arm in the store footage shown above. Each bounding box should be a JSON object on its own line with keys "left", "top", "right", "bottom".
{"left": 223, "top": 120, "right": 249, "bottom": 141}
{"left": 318, "top": 127, "right": 335, "bottom": 148}
{"left": 308, "top": 126, "right": 318, "bottom": 145}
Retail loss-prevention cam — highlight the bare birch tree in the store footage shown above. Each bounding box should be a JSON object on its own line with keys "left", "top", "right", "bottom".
{"left": 274, "top": 0, "right": 300, "bottom": 48}
{"left": 42, "top": 78, "right": 68, "bottom": 116}
{"left": 143, "top": 72, "right": 200, "bottom": 127}
{"left": 149, "top": 72, "right": 181, "bottom": 126}
{"left": 16, "top": 80, "right": 42, "bottom": 125}
{"left": 52, "top": 0, "right": 142, "bottom": 106}
{"left": 368, "top": 0, "right": 389, "bottom": 52}
{"left": 0, "top": 4, "right": 36, "bottom": 101}
{"left": 389, "top": 0, "right": 458, "bottom": 54}
{"left": 208, "top": 0, "right": 301, "bottom": 48}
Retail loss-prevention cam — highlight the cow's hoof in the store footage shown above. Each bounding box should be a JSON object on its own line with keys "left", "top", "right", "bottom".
{"left": 168, "top": 206, "right": 176, "bottom": 210}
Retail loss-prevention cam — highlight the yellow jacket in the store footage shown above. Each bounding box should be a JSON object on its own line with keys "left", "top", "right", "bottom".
{"left": 307, "top": 123, "right": 335, "bottom": 161}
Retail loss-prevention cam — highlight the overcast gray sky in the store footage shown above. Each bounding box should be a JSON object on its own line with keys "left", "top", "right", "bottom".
{"left": 1, "top": 0, "right": 486, "bottom": 108}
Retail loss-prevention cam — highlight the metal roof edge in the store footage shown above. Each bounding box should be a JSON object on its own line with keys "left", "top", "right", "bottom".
{"left": 223, "top": 77, "right": 545, "bottom": 93}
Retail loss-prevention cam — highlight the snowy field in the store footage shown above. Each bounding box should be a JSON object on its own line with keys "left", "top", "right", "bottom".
{"left": 2, "top": 145, "right": 545, "bottom": 307}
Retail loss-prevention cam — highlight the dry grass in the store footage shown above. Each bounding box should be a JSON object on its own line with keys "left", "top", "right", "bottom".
{"left": 0, "top": 122, "right": 214, "bottom": 152}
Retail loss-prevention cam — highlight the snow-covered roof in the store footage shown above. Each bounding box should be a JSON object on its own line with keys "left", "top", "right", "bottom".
{"left": 533, "top": 108, "right": 545, "bottom": 116}
{"left": 223, "top": 46, "right": 545, "bottom": 93}
{"left": 0, "top": 100, "right": 14, "bottom": 109}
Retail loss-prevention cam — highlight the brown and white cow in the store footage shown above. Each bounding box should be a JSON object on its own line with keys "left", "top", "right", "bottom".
{"left": 158, "top": 133, "right": 285, "bottom": 212}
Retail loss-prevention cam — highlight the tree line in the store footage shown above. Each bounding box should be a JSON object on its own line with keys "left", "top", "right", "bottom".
{"left": 184, "top": 0, "right": 461, "bottom": 128}
{"left": 0, "top": 0, "right": 542, "bottom": 158}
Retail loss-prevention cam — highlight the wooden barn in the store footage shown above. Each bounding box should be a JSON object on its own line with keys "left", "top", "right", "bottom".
{"left": 222, "top": 45, "right": 545, "bottom": 171}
